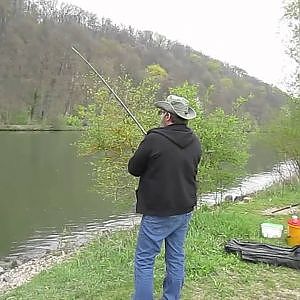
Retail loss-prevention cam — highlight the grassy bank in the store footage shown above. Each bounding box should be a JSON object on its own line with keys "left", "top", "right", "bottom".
{"left": 2, "top": 184, "right": 300, "bottom": 299}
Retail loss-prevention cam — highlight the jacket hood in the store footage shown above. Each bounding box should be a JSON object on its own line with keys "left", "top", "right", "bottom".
{"left": 149, "top": 124, "right": 194, "bottom": 148}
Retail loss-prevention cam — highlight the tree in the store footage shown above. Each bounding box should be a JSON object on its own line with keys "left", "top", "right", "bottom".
{"left": 261, "top": 1, "right": 300, "bottom": 178}
{"left": 73, "top": 75, "right": 251, "bottom": 200}
{"left": 264, "top": 97, "right": 300, "bottom": 177}
{"left": 283, "top": 0, "right": 300, "bottom": 95}
{"left": 0, "top": 0, "right": 288, "bottom": 125}
{"left": 170, "top": 82, "right": 250, "bottom": 195}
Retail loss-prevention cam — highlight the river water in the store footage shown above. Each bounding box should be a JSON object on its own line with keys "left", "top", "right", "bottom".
{"left": 0, "top": 131, "right": 292, "bottom": 262}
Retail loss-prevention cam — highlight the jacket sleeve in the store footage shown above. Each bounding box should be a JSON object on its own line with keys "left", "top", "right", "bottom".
{"left": 128, "top": 134, "right": 152, "bottom": 177}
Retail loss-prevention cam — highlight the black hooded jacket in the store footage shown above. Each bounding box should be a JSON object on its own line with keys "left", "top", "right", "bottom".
{"left": 128, "top": 124, "right": 201, "bottom": 216}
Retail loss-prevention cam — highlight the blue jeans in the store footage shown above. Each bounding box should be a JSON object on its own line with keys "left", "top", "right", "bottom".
{"left": 133, "top": 212, "right": 192, "bottom": 300}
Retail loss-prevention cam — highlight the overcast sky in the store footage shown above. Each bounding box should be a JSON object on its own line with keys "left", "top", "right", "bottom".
{"left": 58, "top": 0, "right": 292, "bottom": 91}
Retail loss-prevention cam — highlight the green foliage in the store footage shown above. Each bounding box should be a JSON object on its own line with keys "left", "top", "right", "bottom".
{"left": 73, "top": 70, "right": 160, "bottom": 198}
{"left": 77, "top": 75, "right": 251, "bottom": 196}
{"left": 220, "top": 77, "right": 234, "bottom": 90}
{"left": 9, "top": 111, "right": 29, "bottom": 125}
{"left": 169, "top": 81, "right": 199, "bottom": 103}
{"left": 232, "top": 96, "right": 249, "bottom": 114}
{"left": 47, "top": 115, "right": 67, "bottom": 130}
{"left": 73, "top": 76, "right": 251, "bottom": 196}
{"left": 263, "top": 97, "right": 300, "bottom": 177}
{"left": 0, "top": 0, "right": 288, "bottom": 125}
{"left": 256, "top": 0, "right": 300, "bottom": 177}
{"left": 283, "top": 0, "right": 300, "bottom": 95}
{"left": 66, "top": 114, "right": 82, "bottom": 127}
{"left": 207, "top": 60, "right": 221, "bottom": 73}
{"left": 261, "top": 1, "right": 300, "bottom": 178}
{"left": 197, "top": 109, "right": 250, "bottom": 193}
{"left": 170, "top": 81, "right": 250, "bottom": 193}
{"left": 145, "top": 64, "right": 168, "bottom": 79}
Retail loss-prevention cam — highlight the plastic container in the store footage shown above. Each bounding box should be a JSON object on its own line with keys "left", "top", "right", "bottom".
{"left": 261, "top": 223, "right": 283, "bottom": 238}
{"left": 287, "top": 215, "right": 300, "bottom": 246}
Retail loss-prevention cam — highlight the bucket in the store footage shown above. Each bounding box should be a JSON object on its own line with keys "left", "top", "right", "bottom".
{"left": 261, "top": 223, "right": 283, "bottom": 238}
{"left": 287, "top": 215, "right": 300, "bottom": 246}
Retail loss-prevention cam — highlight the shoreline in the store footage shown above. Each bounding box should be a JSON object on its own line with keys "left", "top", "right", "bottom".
{"left": 0, "top": 191, "right": 271, "bottom": 296}
{"left": 0, "top": 174, "right": 296, "bottom": 295}
{"left": 1, "top": 183, "right": 300, "bottom": 299}
{"left": 1, "top": 163, "right": 298, "bottom": 296}
{"left": 0, "top": 252, "right": 73, "bottom": 295}
{"left": 0, "top": 224, "right": 139, "bottom": 295}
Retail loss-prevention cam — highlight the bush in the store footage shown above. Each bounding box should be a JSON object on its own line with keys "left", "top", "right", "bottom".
{"left": 72, "top": 71, "right": 251, "bottom": 196}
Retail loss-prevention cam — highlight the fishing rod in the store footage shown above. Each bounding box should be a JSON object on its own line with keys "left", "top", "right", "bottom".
{"left": 71, "top": 46, "right": 147, "bottom": 135}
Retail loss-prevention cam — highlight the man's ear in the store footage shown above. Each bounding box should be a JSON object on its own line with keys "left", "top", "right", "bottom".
{"left": 165, "top": 112, "right": 171, "bottom": 120}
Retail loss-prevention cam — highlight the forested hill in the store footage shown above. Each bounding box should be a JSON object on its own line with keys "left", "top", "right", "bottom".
{"left": 0, "top": 0, "right": 288, "bottom": 125}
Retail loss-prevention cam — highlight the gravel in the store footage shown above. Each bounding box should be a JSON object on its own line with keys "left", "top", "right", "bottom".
{"left": 0, "top": 251, "right": 73, "bottom": 295}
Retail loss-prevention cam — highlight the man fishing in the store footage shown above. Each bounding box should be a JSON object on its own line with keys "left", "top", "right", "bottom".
{"left": 128, "top": 95, "right": 202, "bottom": 300}
{"left": 71, "top": 48, "right": 201, "bottom": 299}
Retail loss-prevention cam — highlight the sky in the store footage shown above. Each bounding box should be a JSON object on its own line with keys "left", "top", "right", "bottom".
{"left": 58, "top": 0, "right": 293, "bottom": 91}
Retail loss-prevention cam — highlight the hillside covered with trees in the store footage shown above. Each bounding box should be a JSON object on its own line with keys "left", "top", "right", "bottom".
{"left": 0, "top": 0, "right": 288, "bottom": 125}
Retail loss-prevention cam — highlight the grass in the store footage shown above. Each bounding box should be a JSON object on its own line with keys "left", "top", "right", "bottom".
{"left": 2, "top": 183, "right": 300, "bottom": 299}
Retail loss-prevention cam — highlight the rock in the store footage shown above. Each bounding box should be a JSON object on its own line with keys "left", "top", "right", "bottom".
{"left": 0, "top": 260, "right": 12, "bottom": 270}
{"left": 0, "top": 251, "right": 74, "bottom": 294}
{"left": 224, "top": 195, "right": 234, "bottom": 202}
{"left": 22, "top": 256, "right": 32, "bottom": 264}
{"left": 11, "top": 259, "right": 23, "bottom": 268}
{"left": 233, "top": 195, "right": 252, "bottom": 202}
{"left": 0, "top": 267, "right": 4, "bottom": 275}
{"left": 243, "top": 196, "right": 252, "bottom": 203}
{"left": 234, "top": 195, "right": 243, "bottom": 202}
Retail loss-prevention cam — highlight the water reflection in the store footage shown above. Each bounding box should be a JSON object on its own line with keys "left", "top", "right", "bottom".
{"left": 200, "top": 160, "right": 297, "bottom": 205}
{"left": 0, "top": 131, "right": 133, "bottom": 259}
{"left": 6, "top": 214, "right": 141, "bottom": 261}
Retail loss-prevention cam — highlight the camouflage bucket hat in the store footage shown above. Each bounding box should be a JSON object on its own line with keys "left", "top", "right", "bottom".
{"left": 154, "top": 95, "right": 196, "bottom": 120}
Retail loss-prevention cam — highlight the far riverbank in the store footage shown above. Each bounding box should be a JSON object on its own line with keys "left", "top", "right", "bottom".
{"left": 0, "top": 125, "right": 83, "bottom": 131}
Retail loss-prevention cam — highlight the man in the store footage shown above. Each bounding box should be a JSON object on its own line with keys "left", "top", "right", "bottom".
{"left": 128, "top": 95, "right": 202, "bottom": 300}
